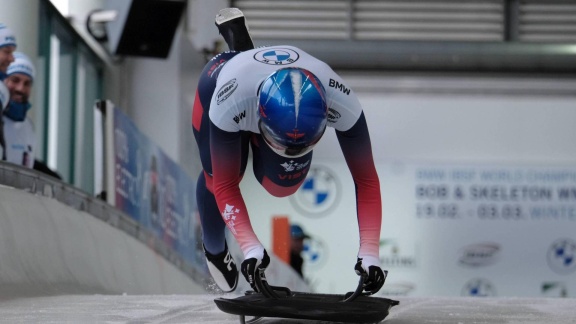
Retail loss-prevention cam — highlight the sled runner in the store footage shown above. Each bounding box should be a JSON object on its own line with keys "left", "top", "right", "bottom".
{"left": 214, "top": 272, "right": 399, "bottom": 323}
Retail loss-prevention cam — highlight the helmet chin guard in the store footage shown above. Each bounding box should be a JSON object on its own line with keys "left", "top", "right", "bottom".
{"left": 258, "top": 67, "right": 327, "bottom": 158}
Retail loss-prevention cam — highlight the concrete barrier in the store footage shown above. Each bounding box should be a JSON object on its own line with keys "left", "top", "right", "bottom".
{"left": 0, "top": 164, "right": 308, "bottom": 297}
{"left": 0, "top": 185, "right": 205, "bottom": 297}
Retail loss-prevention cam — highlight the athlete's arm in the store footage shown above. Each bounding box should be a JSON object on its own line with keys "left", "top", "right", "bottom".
{"left": 335, "top": 112, "right": 382, "bottom": 258}
{"left": 210, "top": 123, "right": 263, "bottom": 258}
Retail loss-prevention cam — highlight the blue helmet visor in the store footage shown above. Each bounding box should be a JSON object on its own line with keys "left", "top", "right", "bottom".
{"left": 258, "top": 119, "right": 324, "bottom": 158}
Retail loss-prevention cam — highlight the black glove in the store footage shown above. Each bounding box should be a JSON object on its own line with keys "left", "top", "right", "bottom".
{"left": 241, "top": 249, "right": 270, "bottom": 291}
{"left": 354, "top": 256, "right": 387, "bottom": 294}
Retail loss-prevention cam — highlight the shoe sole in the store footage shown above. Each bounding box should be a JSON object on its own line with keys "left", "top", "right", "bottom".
{"left": 214, "top": 7, "right": 255, "bottom": 51}
{"left": 207, "top": 260, "right": 238, "bottom": 293}
{"left": 215, "top": 8, "right": 245, "bottom": 26}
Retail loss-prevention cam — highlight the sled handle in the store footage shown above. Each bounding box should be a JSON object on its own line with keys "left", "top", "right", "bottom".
{"left": 255, "top": 269, "right": 281, "bottom": 299}
{"left": 342, "top": 273, "right": 368, "bottom": 302}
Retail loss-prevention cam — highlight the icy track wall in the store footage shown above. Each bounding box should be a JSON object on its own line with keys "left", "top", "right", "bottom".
{"left": 0, "top": 163, "right": 307, "bottom": 298}
{"left": 0, "top": 183, "right": 204, "bottom": 297}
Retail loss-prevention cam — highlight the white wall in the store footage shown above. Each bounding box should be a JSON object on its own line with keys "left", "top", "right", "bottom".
{"left": 186, "top": 0, "right": 229, "bottom": 52}
{"left": 362, "top": 94, "right": 576, "bottom": 163}
{"left": 123, "top": 28, "right": 208, "bottom": 167}
{"left": 124, "top": 43, "right": 183, "bottom": 162}
{"left": 314, "top": 74, "right": 576, "bottom": 163}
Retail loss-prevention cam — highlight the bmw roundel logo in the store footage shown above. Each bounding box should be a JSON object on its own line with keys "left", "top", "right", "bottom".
{"left": 461, "top": 278, "right": 496, "bottom": 297}
{"left": 254, "top": 48, "right": 299, "bottom": 65}
{"left": 302, "top": 237, "right": 328, "bottom": 270}
{"left": 547, "top": 238, "right": 576, "bottom": 274}
{"left": 290, "top": 165, "right": 340, "bottom": 217}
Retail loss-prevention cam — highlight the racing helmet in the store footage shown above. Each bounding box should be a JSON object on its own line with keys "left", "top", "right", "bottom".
{"left": 258, "top": 67, "right": 327, "bottom": 158}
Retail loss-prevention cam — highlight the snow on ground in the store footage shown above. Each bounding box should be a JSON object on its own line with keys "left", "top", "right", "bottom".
{"left": 0, "top": 293, "right": 574, "bottom": 323}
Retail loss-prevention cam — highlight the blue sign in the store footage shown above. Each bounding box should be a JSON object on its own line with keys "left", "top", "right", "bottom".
{"left": 113, "top": 108, "right": 205, "bottom": 272}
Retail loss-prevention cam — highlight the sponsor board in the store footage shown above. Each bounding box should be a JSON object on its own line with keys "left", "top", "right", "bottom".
{"left": 458, "top": 242, "right": 501, "bottom": 267}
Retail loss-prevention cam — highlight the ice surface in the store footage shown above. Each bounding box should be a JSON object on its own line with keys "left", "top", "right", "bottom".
{"left": 0, "top": 294, "right": 574, "bottom": 323}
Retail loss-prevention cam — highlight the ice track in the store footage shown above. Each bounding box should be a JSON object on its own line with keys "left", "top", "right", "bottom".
{"left": 0, "top": 294, "right": 575, "bottom": 323}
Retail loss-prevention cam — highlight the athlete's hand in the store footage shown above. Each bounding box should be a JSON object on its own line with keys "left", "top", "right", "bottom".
{"left": 241, "top": 248, "right": 270, "bottom": 291}
{"left": 355, "top": 256, "right": 387, "bottom": 294}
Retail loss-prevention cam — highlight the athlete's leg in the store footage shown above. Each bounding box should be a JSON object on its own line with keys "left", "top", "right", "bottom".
{"left": 195, "top": 172, "right": 226, "bottom": 253}
{"left": 192, "top": 51, "right": 242, "bottom": 255}
{"left": 215, "top": 8, "right": 254, "bottom": 51}
{"left": 192, "top": 51, "right": 246, "bottom": 292}
{"left": 250, "top": 134, "right": 313, "bottom": 197}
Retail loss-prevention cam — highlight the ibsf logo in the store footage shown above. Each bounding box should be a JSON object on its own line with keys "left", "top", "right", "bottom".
{"left": 216, "top": 78, "right": 238, "bottom": 104}
{"left": 327, "top": 108, "right": 341, "bottom": 124}
{"left": 461, "top": 278, "right": 496, "bottom": 297}
{"left": 547, "top": 238, "right": 576, "bottom": 274}
{"left": 458, "top": 243, "right": 500, "bottom": 267}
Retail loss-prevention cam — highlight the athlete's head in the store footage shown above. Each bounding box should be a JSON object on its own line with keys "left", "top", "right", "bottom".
{"left": 0, "top": 23, "right": 17, "bottom": 77}
{"left": 258, "top": 67, "right": 327, "bottom": 158}
{"left": 4, "top": 52, "right": 35, "bottom": 121}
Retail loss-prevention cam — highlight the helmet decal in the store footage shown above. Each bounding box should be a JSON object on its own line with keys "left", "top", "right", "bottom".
{"left": 301, "top": 69, "right": 325, "bottom": 102}
{"left": 290, "top": 69, "right": 302, "bottom": 123}
{"left": 286, "top": 128, "right": 305, "bottom": 140}
{"left": 258, "top": 104, "right": 267, "bottom": 118}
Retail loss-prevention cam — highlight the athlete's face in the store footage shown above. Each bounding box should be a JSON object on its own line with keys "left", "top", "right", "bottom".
{"left": 291, "top": 237, "right": 305, "bottom": 254}
{"left": 0, "top": 45, "right": 15, "bottom": 74}
{"left": 4, "top": 73, "right": 32, "bottom": 103}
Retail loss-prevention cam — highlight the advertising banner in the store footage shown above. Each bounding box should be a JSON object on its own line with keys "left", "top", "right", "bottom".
{"left": 112, "top": 107, "right": 205, "bottom": 270}
{"left": 399, "top": 163, "right": 576, "bottom": 297}
{"left": 242, "top": 161, "right": 576, "bottom": 297}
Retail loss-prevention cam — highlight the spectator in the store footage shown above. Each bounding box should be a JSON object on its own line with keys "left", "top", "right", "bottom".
{"left": 0, "top": 23, "right": 16, "bottom": 80}
{"left": 290, "top": 224, "right": 310, "bottom": 279}
{"left": 0, "top": 23, "right": 16, "bottom": 161}
{"left": 0, "top": 81, "right": 9, "bottom": 160}
{"left": 3, "top": 52, "right": 61, "bottom": 179}
{"left": 3, "top": 52, "right": 35, "bottom": 168}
